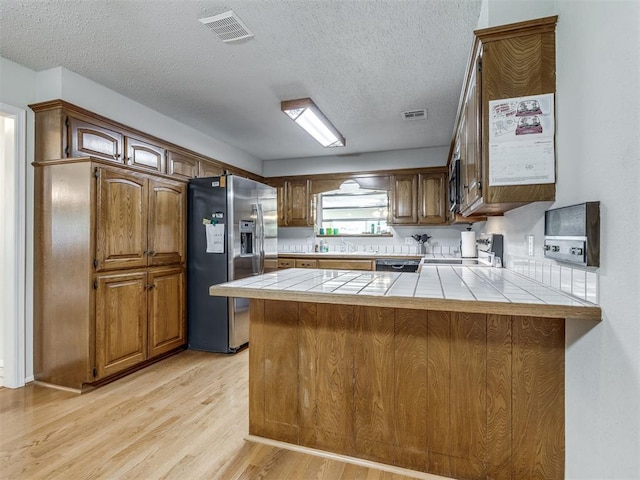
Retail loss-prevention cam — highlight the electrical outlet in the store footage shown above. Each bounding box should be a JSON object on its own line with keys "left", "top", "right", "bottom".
{"left": 405, "top": 237, "right": 414, "bottom": 245}
{"left": 527, "top": 235, "right": 535, "bottom": 256}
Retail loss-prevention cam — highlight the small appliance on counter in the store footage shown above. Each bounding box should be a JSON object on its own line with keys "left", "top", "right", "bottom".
{"left": 544, "top": 202, "right": 600, "bottom": 267}
{"left": 476, "top": 233, "right": 504, "bottom": 267}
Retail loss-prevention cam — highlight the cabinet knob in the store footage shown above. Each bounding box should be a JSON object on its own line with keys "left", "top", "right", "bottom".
{"left": 144, "top": 284, "right": 156, "bottom": 290}
{"left": 113, "top": 153, "right": 121, "bottom": 159}
{"left": 144, "top": 250, "right": 156, "bottom": 256}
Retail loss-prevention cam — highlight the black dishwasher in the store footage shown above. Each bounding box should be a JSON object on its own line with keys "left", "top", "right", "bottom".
{"left": 375, "top": 258, "right": 420, "bottom": 272}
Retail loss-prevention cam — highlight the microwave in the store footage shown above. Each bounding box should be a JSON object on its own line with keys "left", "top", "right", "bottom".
{"left": 448, "top": 157, "right": 461, "bottom": 213}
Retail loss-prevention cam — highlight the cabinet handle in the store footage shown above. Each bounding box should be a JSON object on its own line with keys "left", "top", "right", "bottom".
{"left": 144, "top": 250, "right": 156, "bottom": 256}
{"left": 145, "top": 284, "right": 156, "bottom": 290}
{"left": 113, "top": 153, "right": 121, "bottom": 159}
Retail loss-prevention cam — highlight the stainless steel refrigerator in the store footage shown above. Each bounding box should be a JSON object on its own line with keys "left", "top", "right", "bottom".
{"left": 187, "top": 175, "right": 277, "bottom": 353}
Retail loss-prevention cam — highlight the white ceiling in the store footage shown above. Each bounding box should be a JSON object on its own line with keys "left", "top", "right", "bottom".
{"left": 0, "top": 0, "right": 482, "bottom": 161}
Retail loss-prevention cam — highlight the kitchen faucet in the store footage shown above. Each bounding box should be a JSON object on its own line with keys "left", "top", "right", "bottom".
{"left": 340, "top": 238, "right": 356, "bottom": 253}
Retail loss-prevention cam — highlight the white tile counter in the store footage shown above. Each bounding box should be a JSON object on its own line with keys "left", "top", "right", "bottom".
{"left": 210, "top": 267, "right": 602, "bottom": 320}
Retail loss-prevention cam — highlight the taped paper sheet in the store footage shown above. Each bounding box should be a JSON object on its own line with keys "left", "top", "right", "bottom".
{"left": 205, "top": 223, "right": 225, "bottom": 253}
{"left": 488, "top": 93, "right": 555, "bottom": 186}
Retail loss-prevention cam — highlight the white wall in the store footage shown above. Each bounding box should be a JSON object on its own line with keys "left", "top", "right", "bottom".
{"left": 263, "top": 146, "right": 449, "bottom": 177}
{"left": 481, "top": 1, "right": 640, "bottom": 478}
{"left": 35, "top": 67, "right": 263, "bottom": 175}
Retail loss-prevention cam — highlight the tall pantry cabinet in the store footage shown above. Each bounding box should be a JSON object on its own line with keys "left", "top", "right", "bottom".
{"left": 32, "top": 101, "right": 188, "bottom": 391}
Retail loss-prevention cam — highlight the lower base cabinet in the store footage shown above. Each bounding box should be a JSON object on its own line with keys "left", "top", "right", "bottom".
{"left": 249, "top": 299, "right": 565, "bottom": 480}
{"left": 95, "top": 267, "right": 185, "bottom": 380}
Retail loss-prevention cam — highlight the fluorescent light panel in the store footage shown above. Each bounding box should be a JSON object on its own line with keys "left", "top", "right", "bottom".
{"left": 281, "top": 98, "right": 345, "bottom": 148}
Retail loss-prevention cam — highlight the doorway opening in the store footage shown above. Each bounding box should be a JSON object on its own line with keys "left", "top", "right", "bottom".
{"left": 1, "top": 103, "right": 27, "bottom": 388}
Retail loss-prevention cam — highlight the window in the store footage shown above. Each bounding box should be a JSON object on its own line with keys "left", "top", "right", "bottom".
{"left": 318, "top": 182, "right": 389, "bottom": 235}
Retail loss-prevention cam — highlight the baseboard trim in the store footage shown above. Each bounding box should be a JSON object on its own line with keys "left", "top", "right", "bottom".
{"left": 32, "top": 380, "right": 82, "bottom": 394}
{"left": 245, "top": 435, "right": 452, "bottom": 480}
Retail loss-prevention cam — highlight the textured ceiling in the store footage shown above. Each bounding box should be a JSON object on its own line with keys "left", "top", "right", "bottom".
{"left": 0, "top": 0, "right": 482, "bottom": 161}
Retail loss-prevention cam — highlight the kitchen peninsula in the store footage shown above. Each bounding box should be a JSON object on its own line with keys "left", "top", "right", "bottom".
{"left": 210, "top": 267, "right": 601, "bottom": 480}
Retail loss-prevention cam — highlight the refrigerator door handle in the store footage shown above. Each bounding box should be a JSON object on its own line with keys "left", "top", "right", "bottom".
{"left": 254, "top": 203, "right": 265, "bottom": 274}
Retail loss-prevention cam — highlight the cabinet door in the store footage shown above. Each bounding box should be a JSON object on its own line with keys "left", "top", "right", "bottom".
{"left": 147, "top": 179, "right": 186, "bottom": 267}
{"left": 69, "top": 117, "right": 124, "bottom": 163}
{"left": 295, "top": 259, "right": 317, "bottom": 268}
{"left": 198, "top": 160, "right": 224, "bottom": 178}
{"left": 390, "top": 174, "right": 418, "bottom": 224}
{"left": 461, "top": 53, "right": 482, "bottom": 211}
{"left": 286, "top": 180, "right": 313, "bottom": 226}
{"left": 125, "top": 135, "right": 166, "bottom": 173}
{"left": 95, "top": 271, "right": 147, "bottom": 379}
{"left": 148, "top": 267, "right": 185, "bottom": 358}
{"left": 277, "top": 257, "right": 294, "bottom": 269}
{"left": 96, "top": 168, "right": 148, "bottom": 271}
{"left": 275, "top": 182, "right": 287, "bottom": 227}
{"left": 418, "top": 172, "right": 446, "bottom": 224}
{"left": 167, "top": 150, "right": 198, "bottom": 180}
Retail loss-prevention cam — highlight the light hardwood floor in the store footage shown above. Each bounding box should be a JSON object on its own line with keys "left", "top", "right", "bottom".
{"left": 0, "top": 350, "right": 421, "bottom": 479}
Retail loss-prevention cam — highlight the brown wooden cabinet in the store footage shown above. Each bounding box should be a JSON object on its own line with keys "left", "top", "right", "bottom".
{"left": 390, "top": 174, "right": 418, "bottom": 224}
{"left": 317, "top": 258, "right": 374, "bottom": 270}
{"left": 390, "top": 170, "right": 447, "bottom": 225}
{"left": 94, "top": 266, "right": 185, "bottom": 380}
{"left": 459, "top": 49, "right": 482, "bottom": 213}
{"left": 69, "top": 117, "right": 124, "bottom": 163}
{"left": 278, "top": 256, "right": 376, "bottom": 271}
{"left": 418, "top": 172, "right": 447, "bottom": 224}
{"left": 451, "top": 16, "right": 557, "bottom": 217}
{"left": 95, "top": 167, "right": 185, "bottom": 272}
{"left": 198, "top": 159, "right": 224, "bottom": 178}
{"left": 71, "top": 118, "right": 167, "bottom": 173}
{"left": 277, "top": 257, "right": 295, "bottom": 269}
{"left": 33, "top": 159, "right": 187, "bottom": 390}
{"left": 95, "top": 271, "right": 148, "bottom": 379}
{"left": 268, "top": 179, "right": 315, "bottom": 227}
{"left": 167, "top": 150, "right": 199, "bottom": 179}
{"left": 147, "top": 266, "right": 186, "bottom": 358}
{"left": 286, "top": 179, "right": 315, "bottom": 227}
{"left": 295, "top": 259, "right": 318, "bottom": 269}
{"left": 125, "top": 135, "right": 166, "bottom": 173}
{"left": 31, "top": 99, "right": 258, "bottom": 182}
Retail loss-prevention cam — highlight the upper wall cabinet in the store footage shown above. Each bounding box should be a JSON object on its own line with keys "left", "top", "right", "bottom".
{"left": 285, "top": 179, "right": 315, "bottom": 227}
{"left": 389, "top": 174, "right": 418, "bottom": 224}
{"left": 451, "top": 16, "right": 557, "bottom": 217}
{"left": 389, "top": 170, "right": 447, "bottom": 225}
{"left": 29, "top": 99, "right": 249, "bottom": 182}
{"left": 267, "top": 178, "right": 316, "bottom": 228}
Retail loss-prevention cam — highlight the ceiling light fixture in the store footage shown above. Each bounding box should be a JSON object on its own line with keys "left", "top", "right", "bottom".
{"left": 281, "top": 98, "right": 345, "bottom": 148}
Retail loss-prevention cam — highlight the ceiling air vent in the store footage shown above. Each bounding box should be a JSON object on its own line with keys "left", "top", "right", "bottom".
{"left": 401, "top": 109, "right": 428, "bottom": 121}
{"left": 199, "top": 11, "right": 254, "bottom": 43}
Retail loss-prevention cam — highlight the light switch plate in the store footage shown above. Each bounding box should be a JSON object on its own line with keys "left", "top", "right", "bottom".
{"left": 527, "top": 235, "right": 535, "bottom": 256}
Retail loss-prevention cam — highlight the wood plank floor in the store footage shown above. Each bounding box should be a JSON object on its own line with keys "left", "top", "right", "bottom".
{"left": 0, "top": 350, "right": 424, "bottom": 479}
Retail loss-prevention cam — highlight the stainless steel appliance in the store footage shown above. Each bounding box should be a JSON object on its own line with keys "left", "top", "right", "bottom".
{"left": 420, "top": 233, "right": 503, "bottom": 267}
{"left": 375, "top": 258, "right": 421, "bottom": 272}
{"left": 476, "top": 233, "right": 504, "bottom": 266}
{"left": 448, "top": 156, "right": 461, "bottom": 213}
{"left": 187, "top": 175, "right": 277, "bottom": 353}
{"left": 544, "top": 202, "right": 600, "bottom": 266}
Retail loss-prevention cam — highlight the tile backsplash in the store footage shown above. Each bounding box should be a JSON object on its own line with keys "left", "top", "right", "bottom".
{"left": 278, "top": 240, "right": 460, "bottom": 256}
{"left": 506, "top": 255, "right": 599, "bottom": 304}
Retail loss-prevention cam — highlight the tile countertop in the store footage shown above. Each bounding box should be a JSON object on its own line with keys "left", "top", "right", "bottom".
{"left": 278, "top": 252, "right": 423, "bottom": 259}
{"left": 209, "top": 267, "right": 602, "bottom": 320}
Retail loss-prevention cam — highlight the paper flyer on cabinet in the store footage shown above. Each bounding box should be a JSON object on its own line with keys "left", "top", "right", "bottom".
{"left": 488, "top": 93, "right": 555, "bottom": 187}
